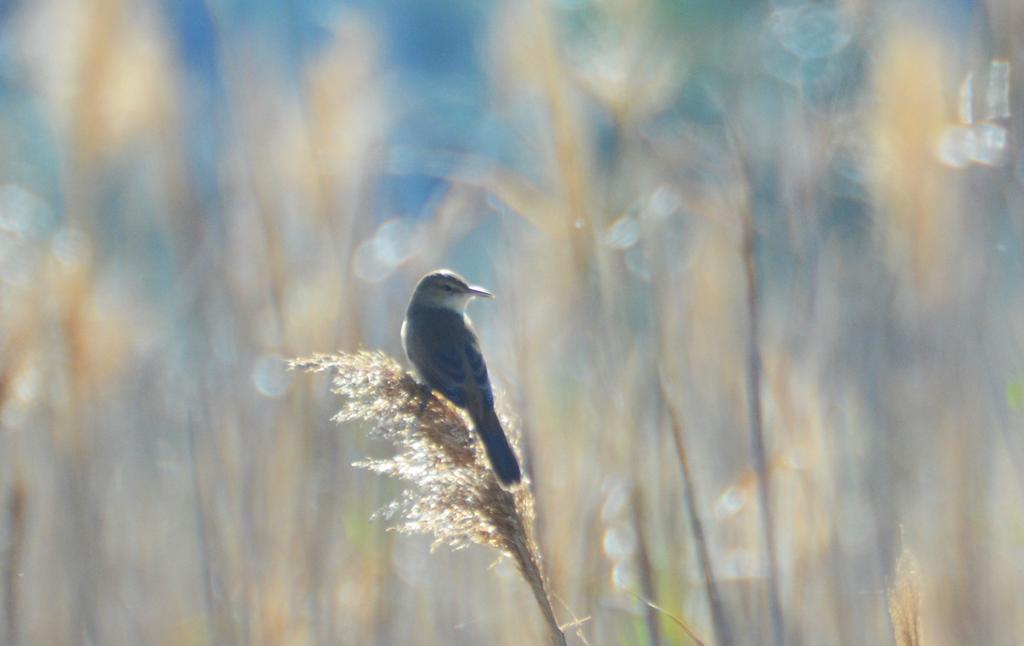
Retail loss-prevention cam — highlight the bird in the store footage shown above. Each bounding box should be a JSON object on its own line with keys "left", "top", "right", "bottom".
{"left": 402, "top": 269, "right": 522, "bottom": 485}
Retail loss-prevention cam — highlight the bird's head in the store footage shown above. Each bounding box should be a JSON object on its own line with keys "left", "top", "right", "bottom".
{"left": 410, "top": 269, "right": 493, "bottom": 311}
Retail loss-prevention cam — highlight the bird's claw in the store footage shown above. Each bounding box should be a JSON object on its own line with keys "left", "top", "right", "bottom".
{"left": 416, "top": 383, "right": 433, "bottom": 416}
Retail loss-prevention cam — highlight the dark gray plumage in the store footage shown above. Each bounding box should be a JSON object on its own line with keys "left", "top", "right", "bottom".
{"left": 402, "top": 270, "right": 522, "bottom": 485}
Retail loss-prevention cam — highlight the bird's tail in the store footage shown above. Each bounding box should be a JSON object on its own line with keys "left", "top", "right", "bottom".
{"left": 476, "top": 409, "right": 522, "bottom": 485}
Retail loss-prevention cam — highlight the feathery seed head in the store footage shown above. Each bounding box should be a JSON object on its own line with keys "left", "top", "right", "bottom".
{"left": 290, "top": 351, "right": 564, "bottom": 644}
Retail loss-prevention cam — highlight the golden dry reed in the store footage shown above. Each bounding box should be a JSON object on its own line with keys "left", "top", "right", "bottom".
{"left": 290, "top": 352, "right": 566, "bottom": 645}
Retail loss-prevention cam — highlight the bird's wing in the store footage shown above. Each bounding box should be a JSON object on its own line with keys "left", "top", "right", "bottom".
{"left": 420, "top": 344, "right": 469, "bottom": 408}
{"left": 462, "top": 338, "right": 494, "bottom": 409}
{"left": 418, "top": 332, "right": 494, "bottom": 417}
{"left": 406, "top": 307, "right": 495, "bottom": 416}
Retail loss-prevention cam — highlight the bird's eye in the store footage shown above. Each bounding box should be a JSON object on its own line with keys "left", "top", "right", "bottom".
{"left": 443, "top": 284, "right": 454, "bottom": 292}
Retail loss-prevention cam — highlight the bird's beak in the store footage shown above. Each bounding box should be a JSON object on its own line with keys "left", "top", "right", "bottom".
{"left": 465, "top": 285, "right": 494, "bottom": 298}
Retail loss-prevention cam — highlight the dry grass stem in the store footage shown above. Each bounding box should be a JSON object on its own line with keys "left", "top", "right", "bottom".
{"left": 660, "top": 387, "right": 733, "bottom": 646}
{"left": 628, "top": 592, "right": 705, "bottom": 646}
{"left": 630, "top": 486, "right": 662, "bottom": 646}
{"left": 291, "top": 351, "right": 565, "bottom": 645}
{"left": 738, "top": 144, "right": 785, "bottom": 646}
{"left": 4, "top": 480, "right": 26, "bottom": 646}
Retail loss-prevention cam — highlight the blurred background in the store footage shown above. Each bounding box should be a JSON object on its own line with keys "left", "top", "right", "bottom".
{"left": 1, "top": 0, "right": 1022, "bottom": 643}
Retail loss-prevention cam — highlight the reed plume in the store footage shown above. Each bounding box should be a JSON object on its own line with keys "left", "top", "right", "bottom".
{"left": 290, "top": 351, "right": 565, "bottom": 645}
